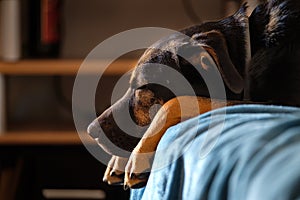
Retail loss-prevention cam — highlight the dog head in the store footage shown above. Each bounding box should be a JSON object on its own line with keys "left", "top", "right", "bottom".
{"left": 88, "top": 5, "right": 250, "bottom": 156}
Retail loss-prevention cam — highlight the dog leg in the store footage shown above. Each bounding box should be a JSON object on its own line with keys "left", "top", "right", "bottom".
{"left": 103, "top": 156, "right": 128, "bottom": 185}
{"left": 124, "top": 96, "right": 236, "bottom": 188}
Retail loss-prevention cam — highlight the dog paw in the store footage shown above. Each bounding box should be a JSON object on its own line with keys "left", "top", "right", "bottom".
{"left": 124, "top": 150, "right": 154, "bottom": 189}
{"left": 103, "top": 156, "right": 128, "bottom": 185}
{"left": 103, "top": 167, "right": 124, "bottom": 185}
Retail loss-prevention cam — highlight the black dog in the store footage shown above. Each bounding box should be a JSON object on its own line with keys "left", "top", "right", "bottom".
{"left": 88, "top": 0, "right": 300, "bottom": 189}
{"left": 88, "top": 5, "right": 249, "bottom": 188}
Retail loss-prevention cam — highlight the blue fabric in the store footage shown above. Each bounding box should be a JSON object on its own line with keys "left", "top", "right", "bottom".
{"left": 130, "top": 104, "right": 300, "bottom": 200}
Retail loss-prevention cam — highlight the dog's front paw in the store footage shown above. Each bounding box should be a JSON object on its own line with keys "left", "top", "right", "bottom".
{"left": 124, "top": 150, "right": 154, "bottom": 189}
{"left": 103, "top": 156, "right": 128, "bottom": 185}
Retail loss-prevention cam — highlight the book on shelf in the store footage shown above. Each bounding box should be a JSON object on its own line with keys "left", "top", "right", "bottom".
{"left": 0, "top": 0, "right": 62, "bottom": 62}
{"left": 0, "top": 0, "right": 21, "bottom": 62}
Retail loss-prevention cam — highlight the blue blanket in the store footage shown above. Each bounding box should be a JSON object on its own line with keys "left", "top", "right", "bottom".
{"left": 130, "top": 104, "right": 300, "bottom": 200}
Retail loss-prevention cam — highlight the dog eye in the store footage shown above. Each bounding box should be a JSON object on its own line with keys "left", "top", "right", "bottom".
{"left": 150, "top": 97, "right": 156, "bottom": 104}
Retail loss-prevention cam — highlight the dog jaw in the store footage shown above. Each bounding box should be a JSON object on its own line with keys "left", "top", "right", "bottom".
{"left": 88, "top": 88, "right": 143, "bottom": 155}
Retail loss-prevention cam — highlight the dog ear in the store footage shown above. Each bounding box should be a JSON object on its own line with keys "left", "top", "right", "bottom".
{"left": 180, "top": 5, "right": 249, "bottom": 94}
{"left": 203, "top": 34, "right": 244, "bottom": 94}
{"left": 189, "top": 30, "right": 245, "bottom": 94}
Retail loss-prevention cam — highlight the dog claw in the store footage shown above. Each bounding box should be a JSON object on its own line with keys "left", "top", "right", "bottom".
{"left": 137, "top": 172, "right": 150, "bottom": 180}
{"left": 103, "top": 166, "right": 125, "bottom": 185}
{"left": 103, "top": 176, "right": 108, "bottom": 182}
{"left": 124, "top": 171, "right": 149, "bottom": 189}
{"left": 110, "top": 170, "right": 116, "bottom": 176}
{"left": 129, "top": 172, "right": 150, "bottom": 180}
{"left": 104, "top": 175, "right": 124, "bottom": 186}
{"left": 123, "top": 184, "right": 129, "bottom": 191}
{"left": 130, "top": 172, "right": 134, "bottom": 179}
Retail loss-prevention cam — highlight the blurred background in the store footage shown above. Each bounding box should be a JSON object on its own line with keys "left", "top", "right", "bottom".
{"left": 0, "top": 0, "right": 260, "bottom": 199}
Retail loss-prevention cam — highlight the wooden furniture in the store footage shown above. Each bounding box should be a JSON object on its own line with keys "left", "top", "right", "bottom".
{"left": 0, "top": 59, "right": 136, "bottom": 75}
{"left": 0, "top": 58, "right": 137, "bottom": 139}
{"left": 0, "top": 131, "right": 91, "bottom": 145}
{"left": 0, "top": 59, "right": 136, "bottom": 200}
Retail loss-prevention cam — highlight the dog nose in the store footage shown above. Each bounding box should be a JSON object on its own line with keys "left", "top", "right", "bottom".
{"left": 87, "top": 120, "right": 101, "bottom": 139}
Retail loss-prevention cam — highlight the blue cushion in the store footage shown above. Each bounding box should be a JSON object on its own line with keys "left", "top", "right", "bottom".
{"left": 130, "top": 104, "right": 300, "bottom": 200}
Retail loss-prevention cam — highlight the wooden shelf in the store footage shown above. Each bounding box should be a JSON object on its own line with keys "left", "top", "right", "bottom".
{"left": 0, "top": 59, "right": 137, "bottom": 75}
{"left": 0, "top": 59, "right": 132, "bottom": 145}
{"left": 0, "top": 131, "right": 95, "bottom": 145}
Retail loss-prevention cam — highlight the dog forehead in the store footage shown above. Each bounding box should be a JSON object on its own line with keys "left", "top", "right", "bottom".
{"left": 130, "top": 35, "right": 188, "bottom": 88}
{"left": 138, "top": 34, "right": 189, "bottom": 64}
{"left": 129, "top": 41, "right": 208, "bottom": 89}
{"left": 130, "top": 62, "right": 167, "bottom": 88}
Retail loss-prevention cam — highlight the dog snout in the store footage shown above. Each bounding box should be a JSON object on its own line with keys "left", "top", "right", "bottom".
{"left": 87, "top": 105, "right": 114, "bottom": 139}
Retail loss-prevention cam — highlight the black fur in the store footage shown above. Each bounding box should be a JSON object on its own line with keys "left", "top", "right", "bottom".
{"left": 249, "top": 0, "right": 300, "bottom": 106}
